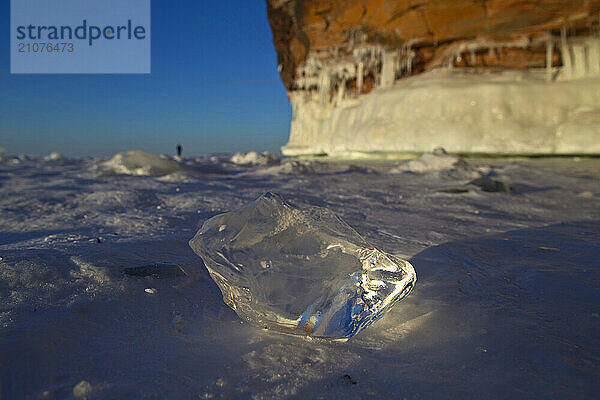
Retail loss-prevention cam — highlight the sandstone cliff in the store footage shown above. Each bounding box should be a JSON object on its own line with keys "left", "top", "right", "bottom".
{"left": 268, "top": 0, "right": 600, "bottom": 88}
{"left": 266, "top": 1, "right": 600, "bottom": 155}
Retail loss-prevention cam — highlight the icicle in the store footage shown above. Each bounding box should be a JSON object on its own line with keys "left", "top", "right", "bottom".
{"left": 336, "top": 78, "right": 346, "bottom": 104}
{"left": 560, "top": 25, "right": 573, "bottom": 79}
{"left": 380, "top": 50, "right": 396, "bottom": 88}
{"left": 357, "top": 62, "right": 364, "bottom": 94}
{"left": 587, "top": 38, "right": 600, "bottom": 75}
{"left": 488, "top": 45, "right": 495, "bottom": 58}
{"left": 406, "top": 50, "right": 414, "bottom": 76}
{"left": 318, "top": 68, "right": 331, "bottom": 104}
{"left": 571, "top": 43, "right": 587, "bottom": 78}
{"left": 470, "top": 49, "right": 476, "bottom": 65}
{"left": 546, "top": 35, "right": 554, "bottom": 81}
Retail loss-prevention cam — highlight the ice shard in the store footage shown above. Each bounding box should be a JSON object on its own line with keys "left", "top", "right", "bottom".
{"left": 189, "top": 192, "right": 416, "bottom": 340}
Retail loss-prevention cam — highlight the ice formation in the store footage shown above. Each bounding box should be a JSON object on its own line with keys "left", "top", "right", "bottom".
{"left": 189, "top": 192, "right": 416, "bottom": 340}
{"left": 98, "top": 150, "right": 182, "bottom": 176}
{"left": 73, "top": 380, "right": 93, "bottom": 398}
{"left": 43, "top": 152, "right": 65, "bottom": 161}
{"left": 241, "top": 160, "right": 317, "bottom": 176}
{"left": 229, "top": 151, "right": 280, "bottom": 166}
{"left": 283, "top": 35, "right": 600, "bottom": 156}
{"left": 391, "top": 148, "right": 463, "bottom": 173}
{"left": 284, "top": 68, "right": 600, "bottom": 156}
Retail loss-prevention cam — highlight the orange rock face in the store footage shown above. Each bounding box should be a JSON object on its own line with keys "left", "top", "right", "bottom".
{"left": 266, "top": 0, "right": 600, "bottom": 88}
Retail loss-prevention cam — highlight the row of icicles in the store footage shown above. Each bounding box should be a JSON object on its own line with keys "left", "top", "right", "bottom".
{"left": 293, "top": 29, "right": 600, "bottom": 105}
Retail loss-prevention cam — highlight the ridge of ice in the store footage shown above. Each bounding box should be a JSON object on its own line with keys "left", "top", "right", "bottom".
{"left": 230, "top": 151, "right": 280, "bottom": 166}
{"left": 242, "top": 160, "right": 317, "bottom": 176}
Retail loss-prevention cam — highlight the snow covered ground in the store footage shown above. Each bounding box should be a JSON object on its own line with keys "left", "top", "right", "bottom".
{"left": 1, "top": 151, "right": 599, "bottom": 399}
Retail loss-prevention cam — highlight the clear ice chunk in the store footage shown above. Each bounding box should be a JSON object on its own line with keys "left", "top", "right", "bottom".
{"left": 189, "top": 192, "right": 416, "bottom": 340}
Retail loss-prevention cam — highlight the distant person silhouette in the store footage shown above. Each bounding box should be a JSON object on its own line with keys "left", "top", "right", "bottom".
{"left": 176, "top": 144, "right": 182, "bottom": 157}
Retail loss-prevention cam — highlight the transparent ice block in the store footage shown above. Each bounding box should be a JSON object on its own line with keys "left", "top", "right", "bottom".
{"left": 189, "top": 192, "right": 416, "bottom": 340}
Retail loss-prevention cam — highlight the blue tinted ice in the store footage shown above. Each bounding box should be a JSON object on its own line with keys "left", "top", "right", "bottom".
{"left": 189, "top": 192, "right": 416, "bottom": 340}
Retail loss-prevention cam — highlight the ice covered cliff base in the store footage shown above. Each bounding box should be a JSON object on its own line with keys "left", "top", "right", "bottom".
{"left": 189, "top": 192, "right": 416, "bottom": 340}
{"left": 283, "top": 69, "right": 600, "bottom": 156}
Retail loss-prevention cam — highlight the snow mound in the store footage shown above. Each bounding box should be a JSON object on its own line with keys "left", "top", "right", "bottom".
{"left": 391, "top": 148, "right": 464, "bottom": 173}
{"left": 230, "top": 151, "right": 280, "bottom": 166}
{"left": 98, "top": 150, "right": 182, "bottom": 176}
{"left": 43, "top": 152, "right": 65, "bottom": 161}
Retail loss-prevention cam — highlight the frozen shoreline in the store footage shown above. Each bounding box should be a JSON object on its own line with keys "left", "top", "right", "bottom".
{"left": 1, "top": 152, "right": 599, "bottom": 399}
{"left": 283, "top": 69, "right": 600, "bottom": 156}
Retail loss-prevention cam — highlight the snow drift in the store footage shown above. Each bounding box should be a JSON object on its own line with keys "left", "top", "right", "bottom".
{"left": 97, "top": 150, "right": 182, "bottom": 176}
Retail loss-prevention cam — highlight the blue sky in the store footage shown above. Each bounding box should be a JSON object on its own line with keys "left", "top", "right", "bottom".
{"left": 0, "top": 1, "right": 292, "bottom": 157}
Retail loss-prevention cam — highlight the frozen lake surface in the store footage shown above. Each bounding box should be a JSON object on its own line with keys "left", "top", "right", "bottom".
{"left": 1, "top": 152, "right": 599, "bottom": 399}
